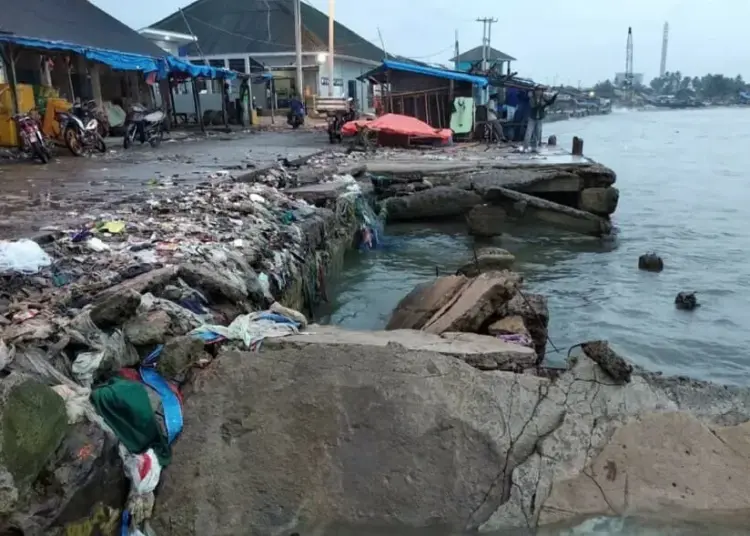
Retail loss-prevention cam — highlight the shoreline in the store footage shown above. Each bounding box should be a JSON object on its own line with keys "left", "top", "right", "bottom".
{"left": 1, "top": 140, "right": 749, "bottom": 535}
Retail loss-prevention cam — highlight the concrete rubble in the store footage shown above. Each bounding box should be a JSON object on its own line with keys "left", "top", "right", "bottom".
{"left": 1, "top": 143, "right": 747, "bottom": 536}
{"left": 387, "top": 270, "right": 547, "bottom": 365}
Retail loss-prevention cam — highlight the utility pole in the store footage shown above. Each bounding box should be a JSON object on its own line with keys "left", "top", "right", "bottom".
{"left": 293, "top": 0, "right": 303, "bottom": 99}
{"left": 454, "top": 29, "right": 459, "bottom": 70}
{"left": 476, "top": 17, "right": 496, "bottom": 101}
{"left": 327, "top": 0, "right": 335, "bottom": 96}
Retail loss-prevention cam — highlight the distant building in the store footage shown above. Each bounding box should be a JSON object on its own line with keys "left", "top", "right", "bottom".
{"left": 149, "top": 0, "right": 383, "bottom": 109}
{"left": 138, "top": 28, "right": 198, "bottom": 57}
{"left": 451, "top": 46, "right": 516, "bottom": 76}
{"left": 614, "top": 72, "right": 644, "bottom": 87}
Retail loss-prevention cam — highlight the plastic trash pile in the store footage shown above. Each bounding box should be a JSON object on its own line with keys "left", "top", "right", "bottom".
{"left": 0, "top": 173, "right": 358, "bottom": 534}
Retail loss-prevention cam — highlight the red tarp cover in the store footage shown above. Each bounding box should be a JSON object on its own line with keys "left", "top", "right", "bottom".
{"left": 341, "top": 113, "right": 452, "bottom": 143}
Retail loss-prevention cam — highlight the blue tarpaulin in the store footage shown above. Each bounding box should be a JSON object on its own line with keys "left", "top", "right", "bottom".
{"left": 166, "top": 56, "right": 237, "bottom": 80}
{"left": 0, "top": 35, "right": 165, "bottom": 73}
{"left": 359, "top": 59, "right": 489, "bottom": 87}
{"left": 0, "top": 35, "right": 238, "bottom": 80}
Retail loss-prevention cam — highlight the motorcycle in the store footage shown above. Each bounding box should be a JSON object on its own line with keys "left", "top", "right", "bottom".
{"left": 123, "top": 104, "right": 165, "bottom": 149}
{"left": 56, "top": 102, "right": 106, "bottom": 156}
{"left": 10, "top": 113, "right": 51, "bottom": 164}
{"left": 327, "top": 100, "right": 357, "bottom": 144}
{"left": 287, "top": 109, "right": 304, "bottom": 129}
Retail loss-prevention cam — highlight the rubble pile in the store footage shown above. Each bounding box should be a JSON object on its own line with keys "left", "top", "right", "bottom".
{"left": 0, "top": 176, "right": 361, "bottom": 535}
{"left": 386, "top": 264, "right": 549, "bottom": 371}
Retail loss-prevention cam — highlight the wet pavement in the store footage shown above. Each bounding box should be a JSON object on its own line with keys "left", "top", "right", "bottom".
{"left": 0, "top": 129, "right": 330, "bottom": 238}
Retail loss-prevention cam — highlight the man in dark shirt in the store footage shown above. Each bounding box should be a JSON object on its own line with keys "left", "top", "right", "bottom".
{"left": 523, "top": 87, "right": 558, "bottom": 152}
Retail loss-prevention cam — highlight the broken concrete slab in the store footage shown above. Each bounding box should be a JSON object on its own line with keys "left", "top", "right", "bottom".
{"left": 267, "top": 324, "right": 536, "bottom": 371}
{"left": 386, "top": 275, "right": 469, "bottom": 330}
{"left": 423, "top": 271, "right": 521, "bottom": 335}
{"left": 383, "top": 187, "right": 482, "bottom": 222}
{"left": 93, "top": 266, "right": 178, "bottom": 303}
{"left": 484, "top": 186, "right": 612, "bottom": 236}
{"left": 468, "top": 169, "right": 584, "bottom": 197}
{"left": 487, "top": 315, "right": 529, "bottom": 338}
{"left": 457, "top": 247, "right": 515, "bottom": 277}
{"left": 153, "top": 342, "right": 750, "bottom": 536}
{"left": 285, "top": 180, "right": 353, "bottom": 205}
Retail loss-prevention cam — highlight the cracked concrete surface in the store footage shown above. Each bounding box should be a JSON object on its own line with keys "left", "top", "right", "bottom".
{"left": 151, "top": 342, "right": 750, "bottom": 535}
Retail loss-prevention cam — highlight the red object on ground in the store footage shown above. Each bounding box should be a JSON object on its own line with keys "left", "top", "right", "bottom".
{"left": 341, "top": 113, "right": 452, "bottom": 143}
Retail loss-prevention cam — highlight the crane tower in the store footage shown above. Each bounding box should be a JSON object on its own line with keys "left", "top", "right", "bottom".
{"left": 660, "top": 22, "right": 669, "bottom": 77}
{"left": 625, "top": 27, "right": 634, "bottom": 104}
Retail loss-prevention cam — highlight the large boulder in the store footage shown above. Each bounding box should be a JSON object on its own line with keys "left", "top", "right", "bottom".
{"left": 0, "top": 374, "right": 69, "bottom": 526}
{"left": 579, "top": 186, "right": 619, "bottom": 216}
{"left": 151, "top": 344, "right": 560, "bottom": 535}
{"left": 382, "top": 187, "right": 482, "bottom": 222}
{"left": 9, "top": 422, "right": 126, "bottom": 535}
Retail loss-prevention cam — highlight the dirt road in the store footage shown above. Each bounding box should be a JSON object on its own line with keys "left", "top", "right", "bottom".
{"left": 0, "top": 129, "right": 330, "bottom": 238}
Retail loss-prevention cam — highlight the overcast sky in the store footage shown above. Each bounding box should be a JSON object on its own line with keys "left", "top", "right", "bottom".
{"left": 92, "top": 0, "right": 749, "bottom": 86}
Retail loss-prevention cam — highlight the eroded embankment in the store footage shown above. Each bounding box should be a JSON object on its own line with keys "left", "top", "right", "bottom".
{"left": 0, "top": 164, "right": 361, "bottom": 535}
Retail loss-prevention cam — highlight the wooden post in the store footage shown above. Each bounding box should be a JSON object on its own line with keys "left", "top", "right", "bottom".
{"left": 572, "top": 136, "right": 584, "bottom": 156}
{"left": 220, "top": 79, "right": 229, "bottom": 130}
{"left": 2, "top": 44, "right": 20, "bottom": 115}
{"left": 89, "top": 63, "right": 103, "bottom": 107}
{"left": 191, "top": 78, "right": 204, "bottom": 132}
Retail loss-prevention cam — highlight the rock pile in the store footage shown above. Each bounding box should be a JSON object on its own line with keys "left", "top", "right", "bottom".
{"left": 0, "top": 176, "right": 361, "bottom": 534}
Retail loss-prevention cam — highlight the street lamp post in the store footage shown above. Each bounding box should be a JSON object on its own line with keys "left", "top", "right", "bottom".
{"left": 328, "top": 0, "right": 335, "bottom": 96}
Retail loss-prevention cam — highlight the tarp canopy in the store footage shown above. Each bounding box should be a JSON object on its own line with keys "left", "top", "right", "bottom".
{"left": 341, "top": 113, "right": 452, "bottom": 143}
{"left": 358, "top": 59, "right": 489, "bottom": 87}
{"left": 0, "top": 35, "right": 164, "bottom": 73}
{"left": 166, "top": 56, "right": 237, "bottom": 80}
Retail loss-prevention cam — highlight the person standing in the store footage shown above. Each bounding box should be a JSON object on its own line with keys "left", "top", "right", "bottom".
{"left": 523, "top": 87, "right": 558, "bottom": 152}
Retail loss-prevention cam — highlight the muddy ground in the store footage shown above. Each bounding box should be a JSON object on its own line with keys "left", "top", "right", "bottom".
{"left": 0, "top": 129, "right": 330, "bottom": 238}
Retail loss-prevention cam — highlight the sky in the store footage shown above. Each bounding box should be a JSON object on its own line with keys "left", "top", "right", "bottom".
{"left": 91, "top": 0, "right": 750, "bottom": 86}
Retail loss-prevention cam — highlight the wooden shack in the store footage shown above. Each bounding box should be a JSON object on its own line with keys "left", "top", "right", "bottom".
{"left": 358, "top": 59, "right": 488, "bottom": 130}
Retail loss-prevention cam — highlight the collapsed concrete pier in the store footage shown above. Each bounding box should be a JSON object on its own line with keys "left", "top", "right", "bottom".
{"left": 356, "top": 145, "right": 618, "bottom": 237}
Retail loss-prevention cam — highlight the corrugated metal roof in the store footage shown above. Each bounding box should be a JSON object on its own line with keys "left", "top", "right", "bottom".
{"left": 360, "top": 59, "right": 489, "bottom": 87}
{"left": 150, "top": 0, "right": 383, "bottom": 62}
{"left": 450, "top": 46, "right": 516, "bottom": 63}
{"left": 2, "top": 0, "right": 167, "bottom": 58}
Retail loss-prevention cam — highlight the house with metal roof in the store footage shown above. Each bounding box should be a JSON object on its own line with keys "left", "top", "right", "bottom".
{"left": 0, "top": 0, "right": 171, "bottom": 107}
{"left": 149, "top": 0, "right": 384, "bottom": 111}
{"left": 451, "top": 46, "right": 516, "bottom": 76}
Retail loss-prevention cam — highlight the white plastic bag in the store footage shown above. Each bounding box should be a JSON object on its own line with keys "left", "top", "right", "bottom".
{"left": 119, "top": 445, "right": 162, "bottom": 494}
{"left": 0, "top": 239, "right": 51, "bottom": 273}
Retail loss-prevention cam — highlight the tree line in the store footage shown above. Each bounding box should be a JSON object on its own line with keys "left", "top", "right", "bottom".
{"left": 591, "top": 72, "right": 748, "bottom": 101}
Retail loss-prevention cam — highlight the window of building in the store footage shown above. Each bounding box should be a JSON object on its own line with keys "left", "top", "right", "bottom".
{"left": 228, "top": 58, "right": 246, "bottom": 73}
